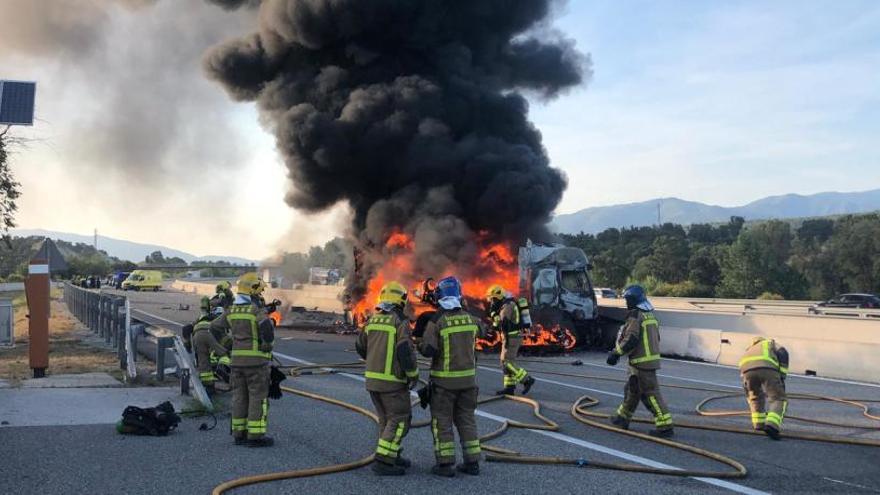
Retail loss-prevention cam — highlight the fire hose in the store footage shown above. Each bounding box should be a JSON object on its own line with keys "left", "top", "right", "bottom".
{"left": 213, "top": 360, "right": 880, "bottom": 494}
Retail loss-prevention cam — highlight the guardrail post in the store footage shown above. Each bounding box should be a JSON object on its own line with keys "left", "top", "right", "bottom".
{"left": 104, "top": 297, "right": 112, "bottom": 344}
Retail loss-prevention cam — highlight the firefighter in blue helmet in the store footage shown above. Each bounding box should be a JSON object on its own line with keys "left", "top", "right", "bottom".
{"left": 418, "top": 276, "right": 482, "bottom": 477}
{"left": 606, "top": 285, "right": 674, "bottom": 437}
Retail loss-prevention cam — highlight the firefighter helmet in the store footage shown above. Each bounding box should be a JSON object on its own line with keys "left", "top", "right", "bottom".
{"left": 237, "top": 272, "right": 266, "bottom": 296}
{"left": 216, "top": 280, "right": 231, "bottom": 293}
{"left": 623, "top": 285, "right": 653, "bottom": 311}
{"left": 486, "top": 284, "right": 506, "bottom": 302}
{"left": 436, "top": 276, "right": 463, "bottom": 300}
{"left": 378, "top": 281, "right": 408, "bottom": 307}
{"left": 199, "top": 296, "right": 211, "bottom": 313}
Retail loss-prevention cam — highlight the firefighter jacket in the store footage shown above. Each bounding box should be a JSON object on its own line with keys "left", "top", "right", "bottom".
{"left": 739, "top": 338, "right": 789, "bottom": 376}
{"left": 419, "top": 308, "right": 478, "bottom": 390}
{"left": 192, "top": 317, "right": 230, "bottom": 356}
{"left": 614, "top": 309, "right": 661, "bottom": 371}
{"left": 211, "top": 297, "right": 274, "bottom": 367}
{"left": 355, "top": 309, "right": 418, "bottom": 393}
{"left": 490, "top": 299, "right": 521, "bottom": 337}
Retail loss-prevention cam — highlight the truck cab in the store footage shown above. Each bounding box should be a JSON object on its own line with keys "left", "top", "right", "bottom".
{"left": 518, "top": 240, "right": 600, "bottom": 347}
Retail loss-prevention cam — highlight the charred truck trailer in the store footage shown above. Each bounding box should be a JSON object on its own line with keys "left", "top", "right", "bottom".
{"left": 518, "top": 241, "right": 602, "bottom": 348}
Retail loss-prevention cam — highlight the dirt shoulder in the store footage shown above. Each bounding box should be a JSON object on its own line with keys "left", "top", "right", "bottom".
{"left": 0, "top": 292, "right": 122, "bottom": 385}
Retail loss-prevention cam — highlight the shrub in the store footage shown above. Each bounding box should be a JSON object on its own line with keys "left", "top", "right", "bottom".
{"left": 757, "top": 292, "right": 784, "bottom": 300}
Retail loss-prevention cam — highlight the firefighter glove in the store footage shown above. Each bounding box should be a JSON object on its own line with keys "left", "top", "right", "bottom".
{"left": 606, "top": 351, "right": 620, "bottom": 366}
{"left": 268, "top": 366, "right": 286, "bottom": 400}
{"left": 417, "top": 384, "right": 432, "bottom": 409}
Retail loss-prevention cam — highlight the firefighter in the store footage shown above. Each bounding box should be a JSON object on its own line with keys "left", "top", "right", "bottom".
{"left": 486, "top": 284, "right": 535, "bottom": 396}
{"left": 739, "top": 336, "right": 789, "bottom": 440}
{"left": 186, "top": 296, "right": 229, "bottom": 395}
{"left": 211, "top": 281, "right": 234, "bottom": 310}
{"left": 606, "top": 285, "right": 674, "bottom": 438}
{"left": 211, "top": 272, "right": 275, "bottom": 447}
{"left": 355, "top": 281, "right": 419, "bottom": 476}
{"left": 418, "top": 276, "right": 482, "bottom": 477}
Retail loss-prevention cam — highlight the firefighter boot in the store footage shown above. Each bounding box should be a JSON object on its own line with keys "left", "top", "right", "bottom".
{"left": 234, "top": 436, "right": 247, "bottom": 446}
{"left": 495, "top": 386, "right": 515, "bottom": 396}
{"left": 432, "top": 464, "right": 456, "bottom": 477}
{"left": 247, "top": 436, "right": 275, "bottom": 448}
{"left": 764, "top": 424, "right": 781, "bottom": 440}
{"left": 609, "top": 415, "right": 630, "bottom": 430}
{"left": 372, "top": 460, "right": 405, "bottom": 476}
{"left": 457, "top": 462, "right": 480, "bottom": 476}
{"left": 521, "top": 376, "right": 536, "bottom": 395}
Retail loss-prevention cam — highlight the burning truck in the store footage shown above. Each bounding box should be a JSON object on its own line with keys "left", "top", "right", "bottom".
{"left": 345, "top": 235, "right": 600, "bottom": 352}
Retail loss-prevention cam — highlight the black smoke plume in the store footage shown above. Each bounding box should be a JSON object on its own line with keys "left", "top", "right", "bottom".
{"left": 205, "top": 0, "right": 590, "bottom": 300}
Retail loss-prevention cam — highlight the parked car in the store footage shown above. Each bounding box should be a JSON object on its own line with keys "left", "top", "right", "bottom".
{"left": 811, "top": 293, "right": 880, "bottom": 312}
{"left": 593, "top": 288, "right": 618, "bottom": 299}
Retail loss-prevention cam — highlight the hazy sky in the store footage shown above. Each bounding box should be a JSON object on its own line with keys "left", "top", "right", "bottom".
{"left": 3, "top": 0, "right": 879, "bottom": 260}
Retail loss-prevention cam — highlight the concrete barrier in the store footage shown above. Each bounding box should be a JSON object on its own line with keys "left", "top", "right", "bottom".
{"left": 170, "top": 280, "right": 344, "bottom": 313}
{"left": 648, "top": 309, "right": 880, "bottom": 383}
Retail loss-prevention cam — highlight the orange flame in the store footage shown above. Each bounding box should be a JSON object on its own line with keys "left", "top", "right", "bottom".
{"left": 351, "top": 231, "right": 577, "bottom": 350}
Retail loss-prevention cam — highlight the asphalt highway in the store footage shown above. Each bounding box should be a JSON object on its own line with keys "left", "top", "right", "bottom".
{"left": 3, "top": 288, "right": 879, "bottom": 494}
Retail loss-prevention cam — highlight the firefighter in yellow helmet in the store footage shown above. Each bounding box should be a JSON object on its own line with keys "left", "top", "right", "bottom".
{"left": 739, "top": 336, "right": 789, "bottom": 440}
{"left": 355, "top": 281, "right": 419, "bottom": 476}
{"left": 211, "top": 280, "right": 234, "bottom": 310}
{"left": 211, "top": 272, "right": 275, "bottom": 447}
{"left": 183, "top": 296, "right": 229, "bottom": 395}
{"left": 486, "top": 284, "right": 535, "bottom": 396}
{"left": 606, "top": 285, "right": 674, "bottom": 438}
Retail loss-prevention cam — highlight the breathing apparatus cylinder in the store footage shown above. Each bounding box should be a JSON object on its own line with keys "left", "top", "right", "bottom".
{"left": 517, "top": 297, "right": 532, "bottom": 329}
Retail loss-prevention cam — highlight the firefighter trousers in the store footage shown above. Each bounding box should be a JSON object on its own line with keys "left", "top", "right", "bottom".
{"left": 430, "top": 385, "right": 481, "bottom": 465}
{"left": 193, "top": 332, "right": 219, "bottom": 387}
{"left": 369, "top": 390, "right": 412, "bottom": 465}
{"left": 616, "top": 367, "right": 673, "bottom": 430}
{"left": 501, "top": 334, "right": 528, "bottom": 387}
{"left": 742, "top": 368, "right": 787, "bottom": 431}
{"left": 231, "top": 365, "right": 269, "bottom": 440}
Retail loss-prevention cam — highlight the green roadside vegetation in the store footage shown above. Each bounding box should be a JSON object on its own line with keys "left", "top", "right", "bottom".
{"left": 561, "top": 212, "right": 880, "bottom": 300}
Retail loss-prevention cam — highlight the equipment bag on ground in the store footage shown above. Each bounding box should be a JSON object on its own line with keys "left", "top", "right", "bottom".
{"left": 116, "top": 401, "right": 181, "bottom": 436}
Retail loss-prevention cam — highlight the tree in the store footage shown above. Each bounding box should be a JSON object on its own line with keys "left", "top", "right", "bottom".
{"left": 145, "top": 250, "right": 166, "bottom": 264}
{"left": 717, "top": 221, "right": 806, "bottom": 298}
{"left": 688, "top": 245, "right": 722, "bottom": 290}
{"left": 0, "top": 130, "right": 22, "bottom": 238}
{"left": 797, "top": 218, "right": 834, "bottom": 244}
{"left": 827, "top": 214, "right": 880, "bottom": 294}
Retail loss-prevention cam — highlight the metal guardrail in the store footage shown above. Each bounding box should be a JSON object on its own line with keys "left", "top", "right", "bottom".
{"left": 62, "top": 283, "right": 128, "bottom": 371}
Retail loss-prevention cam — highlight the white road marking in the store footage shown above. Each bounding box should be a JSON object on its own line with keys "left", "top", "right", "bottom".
{"left": 274, "top": 351, "right": 767, "bottom": 495}
{"left": 561, "top": 359, "right": 742, "bottom": 389}
{"left": 130, "top": 309, "right": 188, "bottom": 328}
{"left": 477, "top": 365, "right": 624, "bottom": 398}
{"left": 662, "top": 358, "right": 880, "bottom": 389}
{"left": 823, "top": 477, "right": 880, "bottom": 493}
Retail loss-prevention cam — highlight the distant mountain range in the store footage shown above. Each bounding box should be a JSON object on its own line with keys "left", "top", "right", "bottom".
{"left": 10, "top": 229, "right": 257, "bottom": 265}
{"left": 552, "top": 189, "right": 880, "bottom": 234}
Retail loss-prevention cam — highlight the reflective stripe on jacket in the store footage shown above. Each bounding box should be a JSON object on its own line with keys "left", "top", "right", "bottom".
{"left": 739, "top": 339, "right": 788, "bottom": 375}
{"left": 360, "top": 312, "right": 418, "bottom": 392}
{"left": 226, "top": 303, "right": 272, "bottom": 366}
{"left": 424, "top": 310, "right": 478, "bottom": 389}
{"left": 616, "top": 311, "right": 661, "bottom": 370}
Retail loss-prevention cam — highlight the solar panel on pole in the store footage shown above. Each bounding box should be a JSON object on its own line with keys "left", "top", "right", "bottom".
{"left": 0, "top": 80, "right": 37, "bottom": 126}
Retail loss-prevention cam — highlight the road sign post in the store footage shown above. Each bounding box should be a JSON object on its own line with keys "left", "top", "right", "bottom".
{"left": 25, "top": 259, "right": 50, "bottom": 378}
